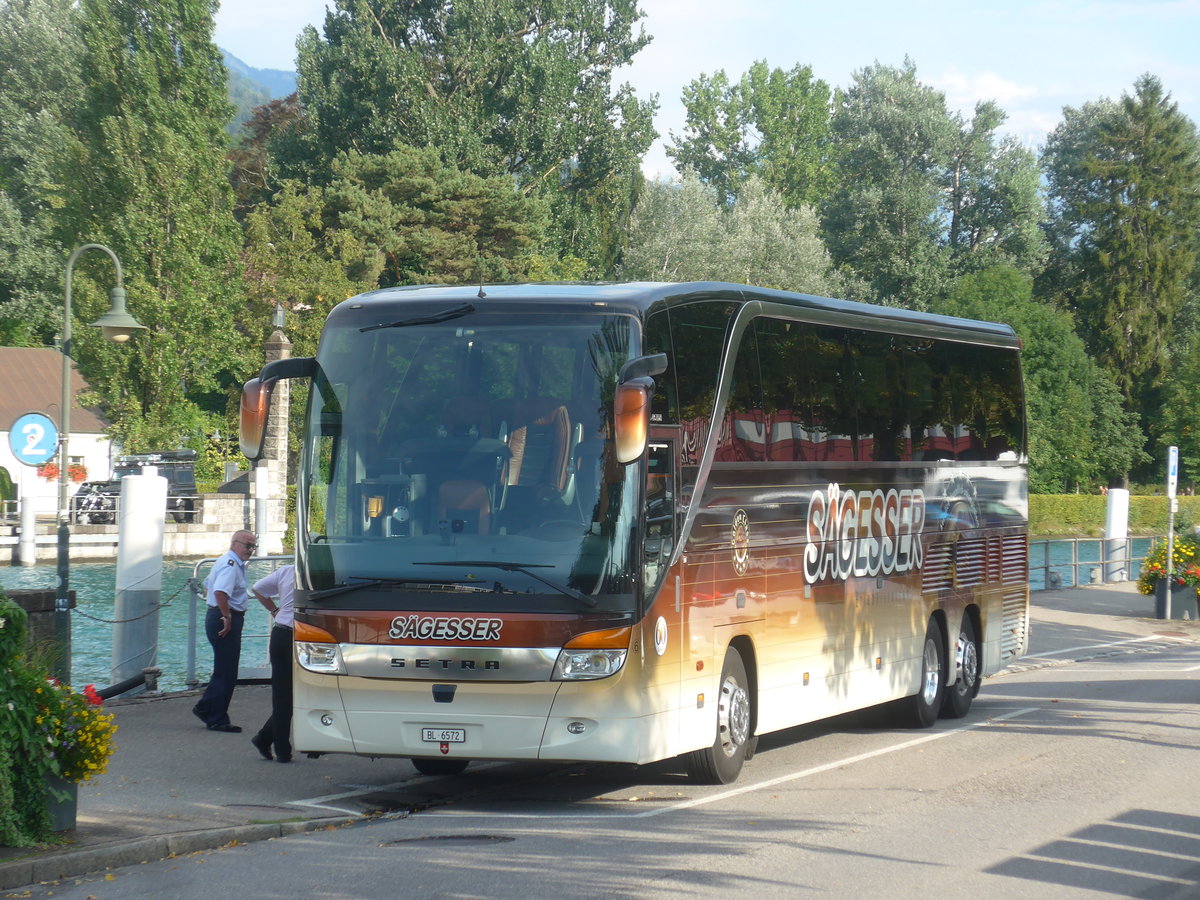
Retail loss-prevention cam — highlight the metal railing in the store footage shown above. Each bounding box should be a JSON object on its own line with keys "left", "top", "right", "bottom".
{"left": 186, "top": 554, "right": 293, "bottom": 689}
{"left": 1029, "top": 537, "right": 1152, "bottom": 591}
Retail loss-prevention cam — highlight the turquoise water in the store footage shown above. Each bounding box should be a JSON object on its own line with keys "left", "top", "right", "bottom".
{"left": 0, "top": 559, "right": 282, "bottom": 692}
{"left": 0, "top": 537, "right": 1157, "bottom": 693}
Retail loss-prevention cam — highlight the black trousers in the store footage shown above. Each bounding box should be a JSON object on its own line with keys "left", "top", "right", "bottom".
{"left": 194, "top": 607, "right": 244, "bottom": 727}
{"left": 254, "top": 624, "right": 294, "bottom": 759}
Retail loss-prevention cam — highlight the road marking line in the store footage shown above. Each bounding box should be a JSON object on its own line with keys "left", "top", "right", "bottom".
{"left": 424, "top": 707, "right": 1040, "bottom": 820}
{"left": 1024, "top": 635, "right": 1164, "bottom": 659}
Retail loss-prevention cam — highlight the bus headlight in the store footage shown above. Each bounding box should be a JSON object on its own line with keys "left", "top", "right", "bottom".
{"left": 296, "top": 641, "right": 345, "bottom": 674}
{"left": 553, "top": 648, "right": 627, "bottom": 680}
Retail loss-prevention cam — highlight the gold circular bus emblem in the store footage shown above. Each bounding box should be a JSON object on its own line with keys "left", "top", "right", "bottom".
{"left": 732, "top": 508, "right": 750, "bottom": 576}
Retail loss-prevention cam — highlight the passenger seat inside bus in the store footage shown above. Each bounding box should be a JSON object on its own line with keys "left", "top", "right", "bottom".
{"left": 498, "top": 399, "right": 572, "bottom": 530}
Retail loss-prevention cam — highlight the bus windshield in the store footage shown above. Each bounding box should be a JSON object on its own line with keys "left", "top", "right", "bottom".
{"left": 298, "top": 310, "right": 642, "bottom": 614}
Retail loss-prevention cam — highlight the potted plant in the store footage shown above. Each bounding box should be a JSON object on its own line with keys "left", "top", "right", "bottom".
{"left": 0, "top": 595, "right": 117, "bottom": 844}
{"left": 1137, "top": 534, "right": 1200, "bottom": 620}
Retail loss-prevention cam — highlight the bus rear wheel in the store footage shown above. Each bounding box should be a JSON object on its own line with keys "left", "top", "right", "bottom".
{"left": 685, "top": 649, "right": 752, "bottom": 785}
{"left": 411, "top": 757, "right": 470, "bottom": 776}
{"left": 941, "top": 614, "right": 979, "bottom": 719}
{"left": 896, "top": 620, "right": 945, "bottom": 729}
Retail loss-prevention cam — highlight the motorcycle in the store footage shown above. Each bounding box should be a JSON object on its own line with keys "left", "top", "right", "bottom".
{"left": 73, "top": 486, "right": 116, "bottom": 524}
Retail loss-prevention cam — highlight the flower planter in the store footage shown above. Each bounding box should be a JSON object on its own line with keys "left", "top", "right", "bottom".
{"left": 1154, "top": 581, "right": 1199, "bottom": 620}
{"left": 45, "top": 773, "right": 78, "bottom": 831}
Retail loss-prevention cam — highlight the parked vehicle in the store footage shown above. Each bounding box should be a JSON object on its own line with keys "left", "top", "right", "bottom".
{"left": 72, "top": 450, "right": 198, "bottom": 524}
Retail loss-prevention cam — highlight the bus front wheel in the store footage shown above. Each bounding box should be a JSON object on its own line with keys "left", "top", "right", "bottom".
{"left": 685, "top": 649, "right": 752, "bottom": 785}
{"left": 897, "top": 620, "right": 945, "bottom": 729}
{"left": 411, "top": 757, "right": 470, "bottom": 776}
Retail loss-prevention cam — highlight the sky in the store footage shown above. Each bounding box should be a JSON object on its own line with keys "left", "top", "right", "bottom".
{"left": 213, "top": 0, "right": 1200, "bottom": 178}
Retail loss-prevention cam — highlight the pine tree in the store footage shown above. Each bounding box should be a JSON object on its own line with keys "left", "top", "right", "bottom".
{"left": 1041, "top": 74, "right": 1200, "bottom": 412}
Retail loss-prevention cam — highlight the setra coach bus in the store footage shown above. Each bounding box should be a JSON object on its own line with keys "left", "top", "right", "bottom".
{"left": 240, "top": 281, "right": 1029, "bottom": 784}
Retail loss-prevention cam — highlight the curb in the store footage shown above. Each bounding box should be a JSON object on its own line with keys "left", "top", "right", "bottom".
{"left": 0, "top": 815, "right": 358, "bottom": 891}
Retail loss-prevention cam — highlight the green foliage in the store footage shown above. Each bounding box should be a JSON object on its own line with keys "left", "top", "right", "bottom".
{"left": 0, "top": 0, "right": 85, "bottom": 346}
{"left": 945, "top": 102, "right": 1047, "bottom": 277}
{"left": 289, "top": 0, "right": 656, "bottom": 272}
{"left": 618, "top": 172, "right": 863, "bottom": 298}
{"left": 69, "top": 0, "right": 255, "bottom": 451}
{"left": 667, "top": 60, "right": 833, "bottom": 208}
{"left": 324, "top": 146, "right": 548, "bottom": 286}
{"left": 0, "top": 597, "right": 51, "bottom": 845}
{"left": 1028, "top": 494, "right": 1200, "bottom": 536}
{"left": 937, "top": 266, "right": 1148, "bottom": 491}
{"left": 822, "top": 59, "right": 954, "bottom": 308}
{"left": 1040, "top": 74, "right": 1200, "bottom": 421}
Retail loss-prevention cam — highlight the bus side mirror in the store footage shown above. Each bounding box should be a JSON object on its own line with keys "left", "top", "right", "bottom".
{"left": 614, "top": 353, "right": 668, "bottom": 465}
{"left": 614, "top": 378, "right": 652, "bottom": 464}
{"left": 239, "top": 356, "right": 317, "bottom": 460}
{"left": 239, "top": 376, "right": 276, "bottom": 461}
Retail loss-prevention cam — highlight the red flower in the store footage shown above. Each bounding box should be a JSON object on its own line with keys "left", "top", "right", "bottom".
{"left": 82, "top": 684, "right": 103, "bottom": 707}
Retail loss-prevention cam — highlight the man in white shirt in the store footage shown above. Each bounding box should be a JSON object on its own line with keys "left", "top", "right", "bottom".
{"left": 192, "top": 530, "right": 256, "bottom": 732}
{"left": 250, "top": 564, "right": 296, "bottom": 762}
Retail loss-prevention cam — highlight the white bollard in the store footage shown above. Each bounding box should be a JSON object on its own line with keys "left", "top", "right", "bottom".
{"left": 17, "top": 466, "right": 36, "bottom": 566}
{"left": 1104, "top": 487, "right": 1130, "bottom": 583}
{"left": 111, "top": 468, "right": 167, "bottom": 692}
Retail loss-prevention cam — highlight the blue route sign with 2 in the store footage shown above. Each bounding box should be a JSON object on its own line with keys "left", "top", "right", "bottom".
{"left": 9, "top": 412, "right": 59, "bottom": 467}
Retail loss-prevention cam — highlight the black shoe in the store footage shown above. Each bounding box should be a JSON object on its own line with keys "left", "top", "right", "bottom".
{"left": 251, "top": 733, "right": 273, "bottom": 760}
{"left": 276, "top": 755, "right": 292, "bottom": 764}
{"left": 192, "top": 704, "right": 207, "bottom": 725}
{"left": 207, "top": 723, "right": 242, "bottom": 733}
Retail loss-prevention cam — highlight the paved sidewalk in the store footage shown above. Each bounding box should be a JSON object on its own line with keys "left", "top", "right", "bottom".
{"left": 2, "top": 581, "right": 1197, "bottom": 891}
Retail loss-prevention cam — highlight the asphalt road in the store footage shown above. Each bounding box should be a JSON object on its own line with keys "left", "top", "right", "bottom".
{"left": 11, "top": 585, "right": 1200, "bottom": 899}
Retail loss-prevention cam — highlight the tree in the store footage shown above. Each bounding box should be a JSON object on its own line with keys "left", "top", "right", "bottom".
{"left": 0, "top": 0, "right": 84, "bottom": 344}
{"left": 228, "top": 94, "right": 305, "bottom": 219}
{"left": 667, "top": 60, "right": 832, "bottom": 208}
{"left": 945, "top": 101, "right": 1046, "bottom": 277}
{"left": 618, "top": 172, "right": 861, "bottom": 299}
{"left": 936, "top": 266, "right": 1146, "bottom": 492}
{"left": 70, "top": 0, "right": 252, "bottom": 450}
{"left": 821, "top": 60, "right": 955, "bottom": 309}
{"left": 1040, "top": 74, "right": 1200, "bottom": 415}
{"left": 288, "top": 0, "right": 657, "bottom": 273}
{"left": 322, "top": 146, "right": 548, "bottom": 287}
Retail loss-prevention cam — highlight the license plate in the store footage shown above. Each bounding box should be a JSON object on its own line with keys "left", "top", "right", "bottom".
{"left": 421, "top": 728, "right": 466, "bottom": 743}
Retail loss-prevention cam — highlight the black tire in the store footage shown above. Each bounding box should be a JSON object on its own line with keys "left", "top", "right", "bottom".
{"left": 685, "top": 649, "right": 752, "bottom": 784}
{"left": 411, "top": 757, "right": 470, "bottom": 776}
{"left": 897, "top": 620, "right": 945, "bottom": 729}
{"left": 941, "top": 613, "right": 979, "bottom": 719}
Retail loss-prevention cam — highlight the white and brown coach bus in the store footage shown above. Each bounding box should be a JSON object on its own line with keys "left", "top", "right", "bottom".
{"left": 240, "top": 281, "right": 1029, "bottom": 784}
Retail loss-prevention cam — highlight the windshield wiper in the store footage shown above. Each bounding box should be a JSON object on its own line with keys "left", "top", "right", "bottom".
{"left": 360, "top": 302, "right": 475, "bottom": 333}
{"left": 308, "top": 575, "right": 497, "bottom": 601}
{"left": 416, "top": 560, "right": 598, "bottom": 608}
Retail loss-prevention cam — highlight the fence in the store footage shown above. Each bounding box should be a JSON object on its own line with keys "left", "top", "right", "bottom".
{"left": 1029, "top": 536, "right": 1154, "bottom": 592}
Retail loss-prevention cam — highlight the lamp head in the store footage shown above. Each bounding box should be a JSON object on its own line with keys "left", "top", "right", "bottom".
{"left": 90, "top": 286, "right": 145, "bottom": 343}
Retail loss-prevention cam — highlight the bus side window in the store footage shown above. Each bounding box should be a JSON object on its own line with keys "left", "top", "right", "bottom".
{"left": 643, "top": 441, "right": 676, "bottom": 600}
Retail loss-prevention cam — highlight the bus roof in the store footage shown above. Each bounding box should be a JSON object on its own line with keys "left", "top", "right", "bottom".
{"left": 329, "top": 281, "right": 1020, "bottom": 348}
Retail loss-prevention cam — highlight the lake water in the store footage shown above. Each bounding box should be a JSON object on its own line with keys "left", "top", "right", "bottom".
{"left": 0, "top": 558, "right": 285, "bottom": 693}
{"left": 0, "top": 537, "right": 1158, "bottom": 693}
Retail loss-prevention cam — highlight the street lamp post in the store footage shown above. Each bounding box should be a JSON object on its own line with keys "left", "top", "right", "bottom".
{"left": 56, "top": 243, "right": 145, "bottom": 683}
